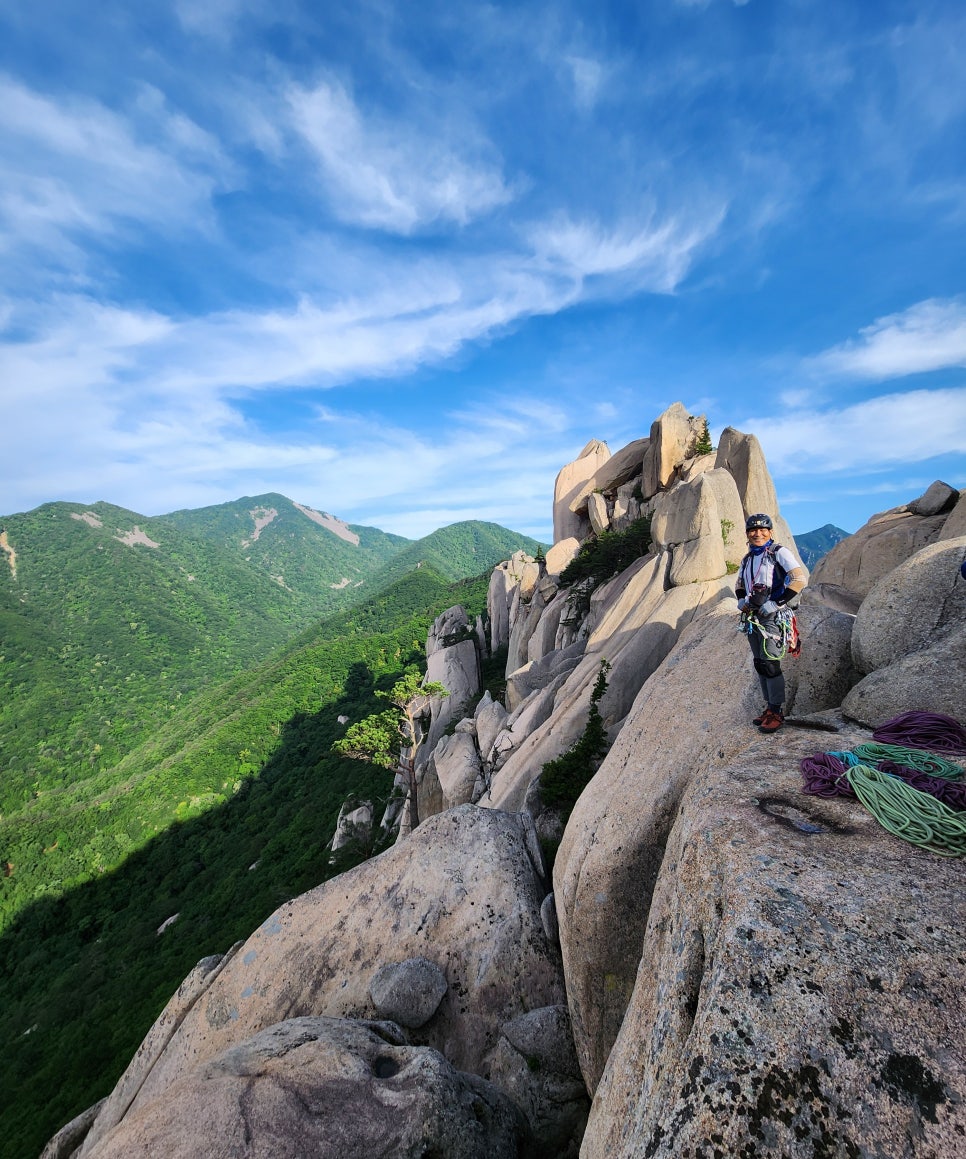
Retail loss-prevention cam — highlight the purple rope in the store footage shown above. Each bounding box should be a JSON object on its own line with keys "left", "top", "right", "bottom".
{"left": 872, "top": 711, "right": 966, "bottom": 755}
{"left": 879, "top": 761, "right": 966, "bottom": 812}
{"left": 801, "top": 753, "right": 855, "bottom": 799}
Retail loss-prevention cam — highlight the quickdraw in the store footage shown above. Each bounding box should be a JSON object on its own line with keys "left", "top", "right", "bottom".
{"left": 738, "top": 606, "right": 800, "bottom": 660}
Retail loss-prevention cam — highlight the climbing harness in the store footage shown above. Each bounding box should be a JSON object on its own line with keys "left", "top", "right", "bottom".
{"left": 738, "top": 606, "right": 800, "bottom": 660}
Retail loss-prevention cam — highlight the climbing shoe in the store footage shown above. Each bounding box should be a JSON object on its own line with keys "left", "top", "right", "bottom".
{"left": 753, "top": 709, "right": 767, "bottom": 726}
{"left": 758, "top": 708, "right": 784, "bottom": 733}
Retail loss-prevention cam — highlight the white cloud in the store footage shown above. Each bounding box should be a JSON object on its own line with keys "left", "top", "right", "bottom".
{"left": 813, "top": 298, "right": 966, "bottom": 380}
{"left": 287, "top": 78, "right": 513, "bottom": 233}
{"left": 565, "top": 55, "right": 604, "bottom": 110}
{"left": 749, "top": 387, "right": 966, "bottom": 474}
{"left": 528, "top": 207, "right": 724, "bottom": 294}
{"left": 0, "top": 75, "right": 228, "bottom": 291}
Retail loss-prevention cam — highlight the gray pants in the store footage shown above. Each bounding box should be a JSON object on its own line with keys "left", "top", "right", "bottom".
{"left": 748, "top": 629, "right": 785, "bottom": 708}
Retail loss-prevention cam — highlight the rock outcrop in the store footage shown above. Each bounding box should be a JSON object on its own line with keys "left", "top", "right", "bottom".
{"left": 842, "top": 535, "right": 966, "bottom": 724}
{"left": 808, "top": 480, "right": 964, "bottom": 602}
{"left": 553, "top": 440, "right": 611, "bottom": 544}
{"left": 84, "top": 1017, "right": 528, "bottom": 1159}
{"left": 50, "top": 413, "right": 966, "bottom": 1159}
{"left": 69, "top": 806, "right": 586, "bottom": 1159}
{"left": 582, "top": 716, "right": 966, "bottom": 1158}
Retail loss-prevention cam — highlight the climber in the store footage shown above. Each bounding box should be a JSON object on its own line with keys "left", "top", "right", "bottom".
{"left": 735, "top": 513, "right": 808, "bottom": 734}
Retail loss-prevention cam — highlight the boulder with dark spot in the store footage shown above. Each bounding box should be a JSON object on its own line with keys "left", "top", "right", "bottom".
{"left": 84, "top": 1017, "right": 529, "bottom": 1159}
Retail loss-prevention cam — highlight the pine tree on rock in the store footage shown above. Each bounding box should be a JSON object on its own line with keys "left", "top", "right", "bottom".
{"left": 334, "top": 669, "right": 448, "bottom": 829}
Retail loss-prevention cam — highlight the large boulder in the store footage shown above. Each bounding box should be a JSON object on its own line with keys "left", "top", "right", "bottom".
{"left": 553, "top": 440, "right": 610, "bottom": 544}
{"left": 650, "top": 474, "right": 727, "bottom": 585}
{"left": 554, "top": 605, "right": 764, "bottom": 1090}
{"left": 587, "top": 491, "right": 609, "bottom": 535}
{"left": 938, "top": 491, "right": 966, "bottom": 540}
{"left": 423, "top": 609, "right": 481, "bottom": 755}
{"left": 488, "top": 554, "right": 540, "bottom": 652}
{"left": 713, "top": 426, "right": 796, "bottom": 548}
{"left": 427, "top": 732, "right": 483, "bottom": 811}
{"left": 700, "top": 467, "right": 747, "bottom": 568}
{"left": 75, "top": 807, "right": 573, "bottom": 1157}
{"left": 908, "top": 479, "right": 959, "bottom": 516}
{"left": 841, "top": 535, "right": 966, "bottom": 725}
{"left": 545, "top": 537, "right": 580, "bottom": 579}
{"left": 810, "top": 508, "right": 946, "bottom": 601}
{"left": 641, "top": 403, "right": 706, "bottom": 498}
{"left": 475, "top": 692, "right": 509, "bottom": 763}
{"left": 783, "top": 594, "right": 861, "bottom": 716}
{"left": 526, "top": 588, "right": 570, "bottom": 666}
{"left": 489, "top": 1005, "right": 588, "bottom": 1158}
{"left": 582, "top": 718, "right": 966, "bottom": 1158}
{"left": 84, "top": 1017, "right": 529, "bottom": 1159}
{"left": 507, "top": 585, "right": 551, "bottom": 675}
{"left": 369, "top": 958, "right": 448, "bottom": 1028}
{"left": 842, "top": 624, "right": 966, "bottom": 725}
{"left": 850, "top": 536, "right": 966, "bottom": 674}
{"left": 569, "top": 437, "right": 650, "bottom": 517}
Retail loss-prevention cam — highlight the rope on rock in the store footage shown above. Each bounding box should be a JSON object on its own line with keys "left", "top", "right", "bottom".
{"left": 872, "top": 711, "right": 966, "bottom": 755}
{"left": 877, "top": 761, "right": 966, "bottom": 812}
{"left": 800, "top": 753, "right": 854, "bottom": 798}
{"left": 845, "top": 763, "right": 966, "bottom": 858}
{"left": 851, "top": 742, "right": 964, "bottom": 781}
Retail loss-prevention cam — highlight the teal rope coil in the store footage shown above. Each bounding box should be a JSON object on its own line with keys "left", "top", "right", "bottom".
{"left": 826, "top": 750, "right": 861, "bottom": 768}
{"left": 846, "top": 763, "right": 966, "bottom": 858}
{"left": 851, "top": 742, "right": 965, "bottom": 781}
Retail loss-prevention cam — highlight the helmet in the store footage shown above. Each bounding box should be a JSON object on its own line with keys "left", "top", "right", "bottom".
{"left": 745, "top": 513, "right": 773, "bottom": 531}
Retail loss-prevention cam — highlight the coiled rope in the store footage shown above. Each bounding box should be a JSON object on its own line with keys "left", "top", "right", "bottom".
{"left": 738, "top": 607, "right": 798, "bottom": 661}
{"left": 872, "top": 711, "right": 966, "bottom": 755}
{"left": 851, "top": 742, "right": 964, "bottom": 780}
{"left": 845, "top": 764, "right": 966, "bottom": 858}
{"left": 800, "top": 713, "right": 966, "bottom": 855}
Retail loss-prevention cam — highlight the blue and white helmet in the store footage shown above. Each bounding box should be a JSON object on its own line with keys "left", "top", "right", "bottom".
{"left": 745, "top": 513, "right": 773, "bottom": 532}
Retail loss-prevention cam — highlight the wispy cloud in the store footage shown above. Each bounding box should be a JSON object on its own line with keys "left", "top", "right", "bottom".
{"left": 750, "top": 387, "right": 966, "bottom": 473}
{"left": 287, "top": 78, "right": 513, "bottom": 233}
{"left": 528, "top": 208, "right": 724, "bottom": 293}
{"left": 0, "top": 74, "right": 228, "bottom": 293}
{"left": 811, "top": 298, "right": 966, "bottom": 380}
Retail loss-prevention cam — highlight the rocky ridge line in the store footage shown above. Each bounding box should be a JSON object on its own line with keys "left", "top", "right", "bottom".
{"left": 44, "top": 403, "right": 966, "bottom": 1158}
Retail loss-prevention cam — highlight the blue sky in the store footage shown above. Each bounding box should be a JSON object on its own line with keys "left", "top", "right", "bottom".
{"left": 1, "top": 0, "right": 964, "bottom": 543}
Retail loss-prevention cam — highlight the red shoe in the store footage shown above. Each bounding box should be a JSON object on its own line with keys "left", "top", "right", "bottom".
{"left": 753, "top": 708, "right": 767, "bottom": 725}
{"left": 758, "top": 708, "right": 784, "bottom": 733}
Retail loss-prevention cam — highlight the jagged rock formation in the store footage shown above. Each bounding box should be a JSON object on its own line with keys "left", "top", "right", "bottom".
{"left": 47, "top": 409, "right": 966, "bottom": 1158}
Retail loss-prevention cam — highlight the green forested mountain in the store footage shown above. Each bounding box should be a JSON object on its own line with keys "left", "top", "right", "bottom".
{"left": 0, "top": 560, "right": 494, "bottom": 1159}
{"left": 158, "top": 492, "right": 410, "bottom": 614}
{"left": 794, "top": 523, "right": 850, "bottom": 569}
{"left": 0, "top": 498, "right": 537, "bottom": 808}
{"left": 0, "top": 495, "right": 542, "bottom": 1156}
{"left": 367, "top": 519, "right": 544, "bottom": 591}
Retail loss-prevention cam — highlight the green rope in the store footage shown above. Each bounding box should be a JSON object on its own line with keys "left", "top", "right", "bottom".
{"left": 846, "top": 764, "right": 966, "bottom": 858}
{"left": 851, "top": 742, "right": 965, "bottom": 781}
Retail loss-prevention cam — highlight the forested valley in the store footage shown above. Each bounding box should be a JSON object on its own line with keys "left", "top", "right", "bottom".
{"left": 0, "top": 495, "right": 539, "bottom": 1159}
